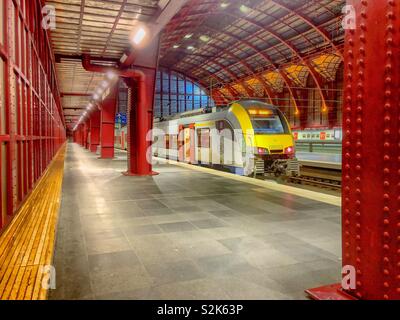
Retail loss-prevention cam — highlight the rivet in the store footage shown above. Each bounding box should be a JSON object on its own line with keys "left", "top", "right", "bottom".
{"left": 383, "top": 269, "right": 389, "bottom": 275}
{"left": 384, "top": 282, "right": 389, "bottom": 288}
{"left": 384, "top": 232, "right": 390, "bottom": 238}
{"left": 384, "top": 244, "right": 390, "bottom": 250}
{"left": 384, "top": 207, "right": 390, "bottom": 212}
{"left": 384, "top": 219, "right": 390, "bottom": 224}
{"left": 384, "top": 295, "right": 389, "bottom": 300}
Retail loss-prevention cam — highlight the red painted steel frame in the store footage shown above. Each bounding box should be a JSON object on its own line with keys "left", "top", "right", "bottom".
{"left": 99, "top": 87, "right": 118, "bottom": 159}
{"left": 89, "top": 110, "right": 100, "bottom": 153}
{"left": 0, "top": 0, "right": 66, "bottom": 232}
{"left": 307, "top": 0, "right": 400, "bottom": 300}
{"left": 82, "top": 54, "right": 159, "bottom": 176}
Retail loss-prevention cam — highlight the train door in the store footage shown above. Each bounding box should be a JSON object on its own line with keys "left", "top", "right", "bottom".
{"left": 197, "top": 128, "right": 211, "bottom": 164}
{"left": 184, "top": 128, "right": 191, "bottom": 162}
{"left": 218, "top": 121, "right": 234, "bottom": 166}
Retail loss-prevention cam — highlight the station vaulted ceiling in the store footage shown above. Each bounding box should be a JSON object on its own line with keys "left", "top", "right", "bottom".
{"left": 46, "top": 0, "right": 345, "bottom": 127}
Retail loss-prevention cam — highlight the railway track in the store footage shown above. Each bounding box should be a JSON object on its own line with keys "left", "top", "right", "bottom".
{"left": 287, "top": 165, "right": 341, "bottom": 191}
{"left": 261, "top": 165, "right": 342, "bottom": 193}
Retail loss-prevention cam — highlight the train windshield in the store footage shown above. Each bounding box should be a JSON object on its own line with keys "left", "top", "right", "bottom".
{"left": 249, "top": 109, "right": 289, "bottom": 134}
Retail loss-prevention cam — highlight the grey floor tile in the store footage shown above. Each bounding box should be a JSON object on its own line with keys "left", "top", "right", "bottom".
{"left": 145, "top": 260, "right": 205, "bottom": 286}
{"left": 158, "top": 221, "right": 196, "bottom": 233}
{"left": 190, "top": 219, "right": 227, "bottom": 229}
{"left": 88, "top": 250, "right": 141, "bottom": 273}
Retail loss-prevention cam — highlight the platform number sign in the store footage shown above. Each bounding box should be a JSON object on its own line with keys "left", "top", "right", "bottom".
{"left": 115, "top": 113, "right": 127, "bottom": 126}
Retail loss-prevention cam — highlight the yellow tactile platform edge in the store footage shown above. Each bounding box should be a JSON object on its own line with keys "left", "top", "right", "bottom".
{"left": 154, "top": 157, "right": 341, "bottom": 207}
{"left": 0, "top": 144, "right": 66, "bottom": 300}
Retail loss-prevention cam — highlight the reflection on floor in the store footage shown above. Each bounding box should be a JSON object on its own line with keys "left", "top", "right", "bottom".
{"left": 49, "top": 144, "right": 342, "bottom": 300}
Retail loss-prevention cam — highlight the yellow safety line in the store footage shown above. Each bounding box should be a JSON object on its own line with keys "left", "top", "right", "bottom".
{"left": 0, "top": 144, "right": 66, "bottom": 300}
{"left": 154, "top": 157, "right": 341, "bottom": 207}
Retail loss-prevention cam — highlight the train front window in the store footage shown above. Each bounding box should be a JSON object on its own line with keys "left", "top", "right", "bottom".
{"left": 252, "top": 115, "right": 286, "bottom": 134}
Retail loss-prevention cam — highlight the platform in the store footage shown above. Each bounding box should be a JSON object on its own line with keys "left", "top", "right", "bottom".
{"left": 47, "top": 143, "right": 342, "bottom": 300}
{"left": 0, "top": 145, "right": 66, "bottom": 300}
{"left": 297, "top": 152, "right": 342, "bottom": 170}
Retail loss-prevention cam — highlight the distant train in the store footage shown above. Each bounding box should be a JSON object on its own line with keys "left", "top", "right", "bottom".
{"left": 150, "top": 100, "right": 300, "bottom": 177}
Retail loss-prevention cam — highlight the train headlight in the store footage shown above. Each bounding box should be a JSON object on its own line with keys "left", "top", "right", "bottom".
{"left": 256, "top": 147, "right": 269, "bottom": 155}
{"left": 284, "top": 146, "right": 295, "bottom": 155}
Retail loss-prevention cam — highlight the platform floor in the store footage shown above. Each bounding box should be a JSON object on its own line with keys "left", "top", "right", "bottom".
{"left": 49, "top": 143, "right": 342, "bottom": 300}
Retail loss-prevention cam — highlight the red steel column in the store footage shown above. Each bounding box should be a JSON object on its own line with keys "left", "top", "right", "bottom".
{"left": 89, "top": 110, "right": 101, "bottom": 153}
{"left": 85, "top": 122, "right": 90, "bottom": 150}
{"left": 307, "top": 0, "right": 400, "bottom": 300}
{"left": 99, "top": 87, "right": 118, "bottom": 159}
{"left": 125, "top": 68, "right": 158, "bottom": 176}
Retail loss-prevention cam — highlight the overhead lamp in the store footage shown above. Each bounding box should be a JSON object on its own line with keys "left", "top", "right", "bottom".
{"left": 220, "top": 2, "right": 229, "bottom": 8}
{"left": 199, "top": 35, "right": 210, "bottom": 42}
{"left": 132, "top": 27, "right": 146, "bottom": 45}
{"left": 184, "top": 34, "right": 193, "bottom": 39}
{"left": 187, "top": 46, "right": 195, "bottom": 51}
{"left": 173, "top": 44, "right": 180, "bottom": 49}
{"left": 240, "top": 5, "right": 251, "bottom": 13}
{"left": 106, "top": 71, "right": 116, "bottom": 80}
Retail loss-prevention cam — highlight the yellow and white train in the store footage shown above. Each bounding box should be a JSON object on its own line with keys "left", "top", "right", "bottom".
{"left": 151, "top": 100, "right": 299, "bottom": 176}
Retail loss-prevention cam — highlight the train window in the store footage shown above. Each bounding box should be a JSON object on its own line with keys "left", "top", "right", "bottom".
{"left": 171, "top": 135, "right": 178, "bottom": 150}
{"left": 197, "top": 128, "right": 210, "bottom": 148}
{"left": 251, "top": 115, "right": 286, "bottom": 134}
{"left": 165, "top": 135, "right": 170, "bottom": 149}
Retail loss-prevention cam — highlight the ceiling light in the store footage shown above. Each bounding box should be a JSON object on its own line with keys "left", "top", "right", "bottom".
{"left": 187, "top": 46, "right": 195, "bottom": 51}
{"left": 220, "top": 2, "right": 229, "bottom": 8}
{"left": 132, "top": 27, "right": 146, "bottom": 45}
{"left": 240, "top": 5, "right": 251, "bottom": 13}
{"left": 199, "top": 35, "right": 210, "bottom": 42}
{"left": 173, "top": 44, "right": 180, "bottom": 49}
{"left": 106, "top": 71, "right": 116, "bottom": 80}
{"left": 184, "top": 34, "right": 193, "bottom": 39}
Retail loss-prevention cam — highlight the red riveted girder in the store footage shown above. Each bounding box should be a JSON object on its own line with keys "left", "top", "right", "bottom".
{"left": 307, "top": 0, "right": 400, "bottom": 300}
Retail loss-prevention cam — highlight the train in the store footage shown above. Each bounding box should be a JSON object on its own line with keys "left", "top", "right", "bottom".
{"left": 115, "top": 100, "right": 300, "bottom": 176}
{"left": 150, "top": 100, "right": 299, "bottom": 177}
